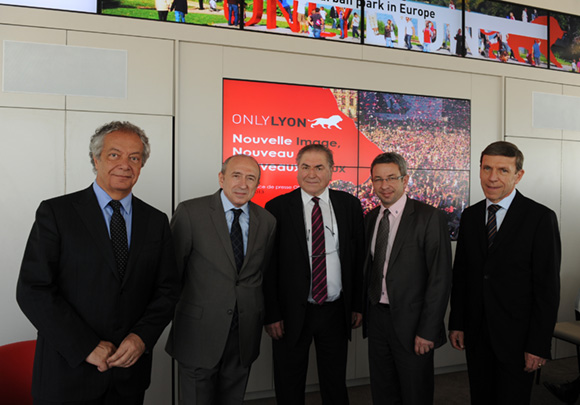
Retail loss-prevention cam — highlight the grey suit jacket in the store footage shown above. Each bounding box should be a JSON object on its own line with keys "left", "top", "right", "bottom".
{"left": 165, "top": 190, "right": 276, "bottom": 368}
{"left": 363, "top": 197, "right": 452, "bottom": 353}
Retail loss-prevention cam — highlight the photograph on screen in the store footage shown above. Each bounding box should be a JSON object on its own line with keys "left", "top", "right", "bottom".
{"left": 364, "top": 0, "right": 462, "bottom": 55}
{"left": 355, "top": 91, "right": 470, "bottom": 239}
{"left": 464, "top": 1, "right": 549, "bottom": 68}
{"left": 243, "top": 1, "right": 362, "bottom": 43}
{"left": 1, "top": 0, "right": 97, "bottom": 12}
{"left": 222, "top": 79, "right": 471, "bottom": 239}
{"left": 548, "top": 12, "right": 580, "bottom": 73}
{"left": 100, "top": 0, "right": 361, "bottom": 41}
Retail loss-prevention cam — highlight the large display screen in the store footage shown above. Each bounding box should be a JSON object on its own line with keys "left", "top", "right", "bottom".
{"left": 464, "top": 1, "right": 550, "bottom": 68}
{"left": 364, "top": 0, "right": 463, "bottom": 55}
{"left": 549, "top": 12, "right": 580, "bottom": 73}
{"left": 1, "top": 0, "right": 97, "bottom": 12}
{"left": 223, "top": 79, "right": 471, "bottom": 239}
{"left": 101, "top": 0, "right": 362, "bottom": 42}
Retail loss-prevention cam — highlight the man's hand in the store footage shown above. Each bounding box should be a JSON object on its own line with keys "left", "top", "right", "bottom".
{"left": 351, "top": 312, "right": 362, "bottom": 329}
{"left": 107, "top": 333, "right": 146, "bottom": 369}
{"left": 449, "top": 330, "right": 465, "bottom": 351}
{"left": 265, "top": 321, "right": 285, "bottom": 340}
{"left": 524, "top": 352, "right": 546, "bottom": 373}
{"left": 414, "top": 335, "right": 435, "bottom": 355}
{"left": 86, "top": 341, "right": 117, "bottom": 372}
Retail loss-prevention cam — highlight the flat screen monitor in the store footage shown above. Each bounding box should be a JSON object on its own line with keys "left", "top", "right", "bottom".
{"left": 464, "top": 0, "right": 548, "bottom": 68}
{"left": 0, "top": 0, "right": 97, "bottom": 12}
{"left": 222, "top": 79, "right": 471, "bottom": 239}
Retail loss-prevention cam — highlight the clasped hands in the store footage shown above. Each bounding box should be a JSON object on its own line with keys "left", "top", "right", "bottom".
{"left": 85, "top": 333, "right": 145, "bottom": 372}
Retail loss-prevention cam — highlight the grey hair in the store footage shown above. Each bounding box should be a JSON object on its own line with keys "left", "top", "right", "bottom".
{"left": 89, "top": 121, "right": 150, "bottom": 174}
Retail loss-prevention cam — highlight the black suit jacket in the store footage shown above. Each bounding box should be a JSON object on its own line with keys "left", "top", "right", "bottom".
{"left": 264, "top": 188, "right": 365, "bottom": 347}
{"left": 449, "top": 190, "right": 561, "bottom": 361}
{"left": 16, "top": 186, "right": 180, "bottom": 402}
{"left": 363, "top": 198, "right": 452, "bottom": 352}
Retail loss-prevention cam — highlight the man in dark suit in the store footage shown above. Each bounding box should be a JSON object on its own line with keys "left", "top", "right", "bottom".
{"left": 449, "top": 141, "right": 561, "bottom": 404}
{"left": 263, "top": 144, "right": 365, "bottom": 405}
{"left": 364, "top": 152, "right": 452, "bottom": 405}
{"left": 165, "top": 155, "right": 276, "bottom": 404}
{"left": 16, "top": 121, "right": 180, "bottom": 404}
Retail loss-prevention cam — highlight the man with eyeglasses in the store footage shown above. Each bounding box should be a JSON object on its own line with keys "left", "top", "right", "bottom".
{"left": 364, "top": 152, "right": 452, "bottom": 405}
{"left": 263, "top": 144, "right": 365, "bottom": 405}
{"left": 449, "top": 141, "right": 561, "bottom": 404}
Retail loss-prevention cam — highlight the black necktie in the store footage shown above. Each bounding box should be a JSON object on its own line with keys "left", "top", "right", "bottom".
{"left": 230, "top": 209, "right": 244, "bottom": 272}
{"left": 109, "top": 200, "right": 128, "bottom": 279}
{"left": 369, "top": 210, "right": 389, "bottom": 305}
{"left": 487, "top": 204, "right": 501, "bottom": 248}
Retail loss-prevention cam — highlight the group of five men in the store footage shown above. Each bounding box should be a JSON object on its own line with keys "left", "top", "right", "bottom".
{"left": 17, "top": 121, "right": 560, "bottom": 405}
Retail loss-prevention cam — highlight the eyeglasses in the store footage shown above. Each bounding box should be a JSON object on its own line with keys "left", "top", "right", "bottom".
{"left": 372, "top": 175, "right": 405, "bottom": 184}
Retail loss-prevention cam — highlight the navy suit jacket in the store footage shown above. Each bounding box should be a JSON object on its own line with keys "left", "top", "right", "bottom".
{"left": 264, "top": 188, "right": 365, "bottom": 347}
{"left": 449, "top": 190, "right": 561, "bottom": 361}
{"left": 17, "top": 186, "right": 180, "bottom": 402}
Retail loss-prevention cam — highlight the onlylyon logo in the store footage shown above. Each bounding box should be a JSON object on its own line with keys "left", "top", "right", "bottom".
{"left": 309, "top": 115, "right": 343, "bottom": 130}
{"left": 230, "top": 114, "right": 343, "bottom": 130}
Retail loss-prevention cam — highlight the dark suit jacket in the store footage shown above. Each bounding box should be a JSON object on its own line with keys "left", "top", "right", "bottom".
{"left": 363, "top": 198, "right": 452, "bottom": 352}
{"left": 449, "top": 190, "right": 561, "bottom": 362}
{"left": 16, "top": 186, "right": 180, "bottom": 402}
{"left": 165, "top": 190, "right": 276, "bottom": 368}
{"left": 264, "top": 188, "right": 365, "bottom": 347}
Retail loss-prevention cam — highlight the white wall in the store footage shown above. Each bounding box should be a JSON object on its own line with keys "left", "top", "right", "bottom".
{"left": 1, "top": 1, "right": 580, "bottom": 402}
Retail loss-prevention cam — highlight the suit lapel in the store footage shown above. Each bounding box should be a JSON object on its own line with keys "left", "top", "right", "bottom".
{"left": 124, "top": 196, "right": 149, "bottom": 284}
{"left": 488, "top": 191, "right": 526, "bottom": 255}
{"left": 73, "top": 186, "right": 119, "bottom": 281}
{"left": 387, "top": 198, "right": 414, "bottom": 269}
{"left": 290, "top": 189, "right": 309, "bottom": 261}
{"left": 210, "top": 191, "right": 238, "bottom": 271}
{"left": 474, "top": 202, "right": 488, "bottom": 257}
{"left": 242, "top": 202, "right": 262, "bottom": 274}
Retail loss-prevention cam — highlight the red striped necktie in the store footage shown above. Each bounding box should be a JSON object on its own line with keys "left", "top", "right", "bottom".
{"left": 311, "top": 197, "right": 327, "bottom": 304}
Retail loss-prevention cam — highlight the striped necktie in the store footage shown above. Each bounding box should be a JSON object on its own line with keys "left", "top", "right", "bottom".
{"left": 311, "top": 197, "right": 327, "bottom": 304}
{"left": 487, "top": 204, "right": 501, "bottom": 248}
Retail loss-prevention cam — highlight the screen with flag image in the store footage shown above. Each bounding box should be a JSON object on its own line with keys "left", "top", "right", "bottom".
{"left": 222, "top": 79, "right": 470, "bottom": 239}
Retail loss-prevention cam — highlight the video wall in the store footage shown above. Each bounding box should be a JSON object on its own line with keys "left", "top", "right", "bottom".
{"left": 223, "top": 79, "right": 470, "bottom": 239}
{"left": 95, "top": 0, "right": 580, "bottom": 73}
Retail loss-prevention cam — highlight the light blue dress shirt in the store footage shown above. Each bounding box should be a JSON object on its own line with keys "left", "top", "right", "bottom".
{"left": 93, "top": 182, "right": 133, "bottom": 247}
{"left": 221, "top": 190, "right": 250, "bottom": 255}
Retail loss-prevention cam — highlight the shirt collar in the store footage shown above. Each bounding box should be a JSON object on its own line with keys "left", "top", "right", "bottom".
{"left": 380, "top": 193, "right": 407, "bottom": 218}
{"left": 220, "top": 190, "right": 249, "bottom": 216}
{"left": 486, "top": 188, "right": 516, "bottom": 212}
{"left": 92, "top": 182, "right": 132, "bottom": 214}
{"left": 301, "top": 187, "right": 330, "bottom": 206}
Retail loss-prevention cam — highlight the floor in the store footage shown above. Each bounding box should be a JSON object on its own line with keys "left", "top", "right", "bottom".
{"left": 245, "top": 356, "right": 579, "bottom": 404}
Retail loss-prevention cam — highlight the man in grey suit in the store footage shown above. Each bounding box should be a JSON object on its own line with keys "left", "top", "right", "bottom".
{"left": 165, "top": 154, "right": 276, "bottom": 405}
{"left": 364, "top": 152, "right": 452, "bottom": 405}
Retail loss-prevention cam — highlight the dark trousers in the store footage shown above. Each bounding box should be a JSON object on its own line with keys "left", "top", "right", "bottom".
{"left": 465, "top": 320, "right": 534, "bottom": 405}
{"left": 368, "top": 303, "right": 434, "bottom": 405}
{"left": 157, "top": 10, "right": 168, "bottom": 21}
{"left": 34, "top": 388, "right": 144, "bottom": 405}
{"left": 272, "top": 299, "right": 349, "bottom": 405}
{"left": 178, "top": 323, "right": 250, "bottom": 405}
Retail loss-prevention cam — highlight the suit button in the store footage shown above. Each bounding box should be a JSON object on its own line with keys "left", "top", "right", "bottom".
{"left": 235, "top": 281, "right": 240, "bottom": 286}
{"left": 227, "top": 309, "right": 233, "bottom": 315}
{"left": 484, "top": 274, "right": 490, "bottom": 280}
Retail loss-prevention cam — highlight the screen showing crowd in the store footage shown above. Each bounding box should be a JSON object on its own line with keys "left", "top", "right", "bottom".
{"left": 222, "top": 79, "right": 471, "bottom": 239}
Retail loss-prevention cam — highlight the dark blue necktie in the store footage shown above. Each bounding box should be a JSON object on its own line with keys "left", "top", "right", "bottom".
{"left": 230, "top": 209, "right": 244, "bottom": 272}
